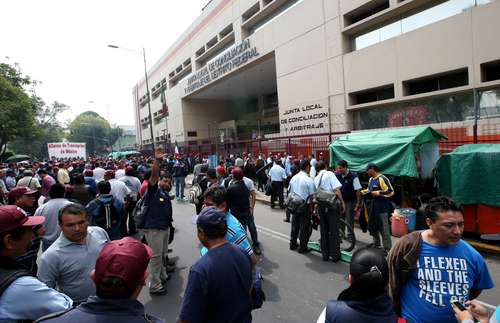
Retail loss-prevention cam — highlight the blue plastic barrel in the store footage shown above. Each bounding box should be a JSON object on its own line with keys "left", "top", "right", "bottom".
{"left": 399, "top": 208, "right": 417, "bottom": 231}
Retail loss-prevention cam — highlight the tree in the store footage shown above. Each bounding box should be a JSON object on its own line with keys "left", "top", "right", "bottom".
{"left": 11, "top": 101, "right": 68, "bottom": 159}
{"left": 0, "top": 62, "right": 38, "bottom": 156}
{"left": 68, "top": 111, "right": 122, "bottom": 156}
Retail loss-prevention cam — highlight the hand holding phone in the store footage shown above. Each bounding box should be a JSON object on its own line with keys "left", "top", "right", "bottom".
{"left": 451, "top": 300, "right": 467, "bottom": 311}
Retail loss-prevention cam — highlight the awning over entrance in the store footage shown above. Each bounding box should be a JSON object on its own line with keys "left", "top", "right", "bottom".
{"left": 436, "top": 144, "right": 500, "bottom": 206}
{"left": 329, "top": 126, "right": 447, "bottom": 178}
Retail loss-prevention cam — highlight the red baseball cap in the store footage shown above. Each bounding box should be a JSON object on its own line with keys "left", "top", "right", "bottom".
{"left": 125, "top": 166, "right": 134, "bottom": 175}
{"left": 104, "top": 170, "right": 115, "bottom": 178}
{"left": 0, "top": 205, "right": 45, "bottom": 233}
{"left": 94, "top": 237, "right": 153, "bottom": 293}
{"left": 8, "top": 187, "right": 37, "bottom": 199}
{"left": 216, "top": 165, "right": 225, "bottom": 175}
{"left": 232, "top": 167, "right": 244, "bottom": 180}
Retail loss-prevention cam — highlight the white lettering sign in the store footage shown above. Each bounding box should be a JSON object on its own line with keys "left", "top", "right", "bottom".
{"left": 184, "top": 39, "right": 259, "bottom": 95}
{"left": 47, "top": 142, "right": 86, "bottom": 159}
{"left": 279, "top": 100, "right": 330, "bottom": 135}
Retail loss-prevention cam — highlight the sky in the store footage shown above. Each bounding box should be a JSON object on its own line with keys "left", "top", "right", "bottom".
{"left": 0, "top": 0, "right": 209, "bottom": 127}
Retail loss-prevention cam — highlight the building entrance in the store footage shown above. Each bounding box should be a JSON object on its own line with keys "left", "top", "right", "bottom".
{"left": 183, "top": 54, "right": 279, "bottom": 153}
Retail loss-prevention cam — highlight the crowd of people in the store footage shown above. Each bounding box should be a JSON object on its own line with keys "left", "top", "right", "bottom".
{"left": 0, "top": 148, "right": 497, "bottom": 323}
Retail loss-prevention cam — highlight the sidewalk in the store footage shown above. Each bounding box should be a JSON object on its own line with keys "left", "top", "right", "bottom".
{"left": 254, "top": 190, "right": 500, "bottom": 254}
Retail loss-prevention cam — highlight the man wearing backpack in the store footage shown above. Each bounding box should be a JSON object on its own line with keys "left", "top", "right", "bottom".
{"left": 86, "top": 181, "right": 127, "bottom": 240}
{"left": 118, "top": 167, "right": 142, "bottom": 236}
{"left": 192, "top": 164, "right": 209, "bottom": 215}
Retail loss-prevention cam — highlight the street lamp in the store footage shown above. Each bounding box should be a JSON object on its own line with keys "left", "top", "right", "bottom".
{"left": 107, "top": 44, "right": 155, "bottom": 151}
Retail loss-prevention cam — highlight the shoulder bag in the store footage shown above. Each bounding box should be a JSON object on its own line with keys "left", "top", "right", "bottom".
{"left": 314, "top": 171, "right": 337, "bottom": 207}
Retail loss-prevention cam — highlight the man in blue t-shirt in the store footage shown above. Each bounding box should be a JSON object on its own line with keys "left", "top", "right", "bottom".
{"left": 388, "top": 196, "right": 494, "bottom": 323}
{"left": 199, "top": 186, "right": 257, "bottom": 267}
{"left": 179, "top": 206, "right": 253, "bottom": 323}
{"left": 142, "top": 148, "right": 173, "bottom": 296}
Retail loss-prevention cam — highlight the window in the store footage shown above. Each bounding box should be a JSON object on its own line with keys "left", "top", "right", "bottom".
{"left": 219, "top": 24, "right": 233, "bottom": 38}
{"left": 352, "top": 0, "right": 491, "bottom": 51}
{"left": 195, "top": 46, "right": 206, "bottom": 58}
{"left": 249, "top": 0, "right": 304, "bottom": 35}
{"left": 350, "top": 85, "right": 395, "bottom": 105}
{"left": 478, "top": 87, "right": 500, "bottom": 119}
{"left": 187, "top": 131, "right": 198, "bottom": 137}
{"left": 353, "top": 91, "right": 475, "bottom": 130}
{"left": 404, "top": 69, "right": 468, "bottom": 96}
{"left": 481, "top": 60, "right": 500, "bottom": 82}
{"left": 242, "top": 2, "right": 260, "bottom": 22}
{"left": 344, "top": 0, "right": 390, "bottom": 26}
{"left": 353, "top": 87, "right": 500, "bottom": 130}
{"left": 206, "top": 36, "right": 218, "bottom": 49}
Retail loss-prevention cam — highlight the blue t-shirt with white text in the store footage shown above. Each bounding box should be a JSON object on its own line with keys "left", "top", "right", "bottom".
{"left": 401, "top": 239, "right": 494, "bottom": 323}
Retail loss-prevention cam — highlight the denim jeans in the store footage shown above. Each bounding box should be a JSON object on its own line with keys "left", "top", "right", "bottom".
{"left": 240, "top": 215, "right": 260, "bottom": 247}
{"left": 174, "top": 176, "right": 185, "bottom": 198}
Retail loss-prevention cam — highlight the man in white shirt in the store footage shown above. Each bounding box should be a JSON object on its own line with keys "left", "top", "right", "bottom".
{"left": 56, "top": 163, "right": 70, "bottom": 186}
{"left": 268, "top": 159, "right": 286, "bottom": 209}
{"left": 16, "top": 170, "right": 42, "bottom": 191}
{"left": 92, "top": 163, "right": 106, "bottom": 182}
{"left": 115, "top": 167, "right": 125, "bottom": 179}
{"left": 288, "top": 159, "right": 316, "bottom": 253}
{"left": 119, "top": 166, "right": 142, "bottom": 235}
{"left": 104, "top": 170, "right": 130, "bottom": 204}
{"left": 314, "top": 161, "right": 345, "bottom": 262}
{"left": 34, "top": 183, "right": 71, "bottom": 251}
{"left": 310, "top": 155, "right": 318, "bottom": 179}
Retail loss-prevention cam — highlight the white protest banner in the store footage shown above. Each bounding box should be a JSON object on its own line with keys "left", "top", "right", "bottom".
{"left": 47, "top": 142, "right": 86, "bottom": 159}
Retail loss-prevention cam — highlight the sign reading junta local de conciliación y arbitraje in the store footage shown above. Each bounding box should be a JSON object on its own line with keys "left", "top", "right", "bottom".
{"left": 280, "top": 98, "right": 330, "bottom": 135}
{"left": 184, "top": 39, "right": 259, "bottom": 95}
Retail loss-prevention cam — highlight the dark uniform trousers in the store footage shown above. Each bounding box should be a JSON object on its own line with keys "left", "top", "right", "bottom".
{"left": 126, "top": 199, "right": 138, "bottom": 235}
{"left": 290, "top": 206, "right": 311, "bottom": 250}
{"left": 318, "top": 202, "right": 341, "bottom": 261}
{"left": 270, "top": 181, "right": 284, "bottom": 208}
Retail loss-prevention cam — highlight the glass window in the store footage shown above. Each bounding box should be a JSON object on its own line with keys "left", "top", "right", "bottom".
{"left": 402, "top": 0, "right": 474, "bottom": 33}
{"left": 354, "top": 91, "right": 475, "bottom": 130}
{"left": 379, "top": 21, "right": 402, "bottom": 42}
{"left": 479, "top": 88, "right": 500, "bottom": 119}
{"left": 352, "top": 0, "right": 489, "bottom": 51}
{"left": 354, "top": 29, "right": 380, "bottom": 50}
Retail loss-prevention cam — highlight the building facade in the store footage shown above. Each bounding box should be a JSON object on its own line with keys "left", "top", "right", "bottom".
{"left": 133, "top": 0, "right": 500, "bottom": 153}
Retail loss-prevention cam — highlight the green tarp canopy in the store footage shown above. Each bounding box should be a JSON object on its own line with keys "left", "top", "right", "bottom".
{"left": 108, "top": 151, "right": 141, "bottom": 160}
{"left": 329, "top": 126, "right": 446, "bottom": 178}
{"left": 436, "top": 144, "right": 500, "bottom": 207}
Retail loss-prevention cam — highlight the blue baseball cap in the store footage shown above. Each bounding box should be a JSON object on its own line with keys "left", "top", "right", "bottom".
{"left": 196, "top": 206, "right": 226, "bottom": 230}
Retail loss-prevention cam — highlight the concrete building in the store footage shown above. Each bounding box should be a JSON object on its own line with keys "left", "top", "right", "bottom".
{"left": 133, "top": 0, "right": 500, "bottom": 153}
{"left": 112, "top": 125, "right": 137, "bottom": 151}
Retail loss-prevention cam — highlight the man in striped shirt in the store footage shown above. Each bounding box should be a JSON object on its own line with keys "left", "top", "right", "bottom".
{"left": 199, "top": 186, "right": 257, "bottom": 268}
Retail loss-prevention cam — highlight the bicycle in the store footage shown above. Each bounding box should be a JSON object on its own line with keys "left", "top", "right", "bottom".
{"left": 339, "top": 217, "right": 356, "bottom": 252}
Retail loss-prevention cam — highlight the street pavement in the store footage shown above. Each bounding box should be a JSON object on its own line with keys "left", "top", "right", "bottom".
{"left": 139, "top": 198, "right": 500, "bottom": 323}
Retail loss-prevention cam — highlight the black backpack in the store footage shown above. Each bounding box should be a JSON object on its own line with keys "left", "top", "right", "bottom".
{"left": 132, "top": 197, "right": 147, "bottom": 229}
{"left": 91, "top": 199, "right": 121, "bottom": 231}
